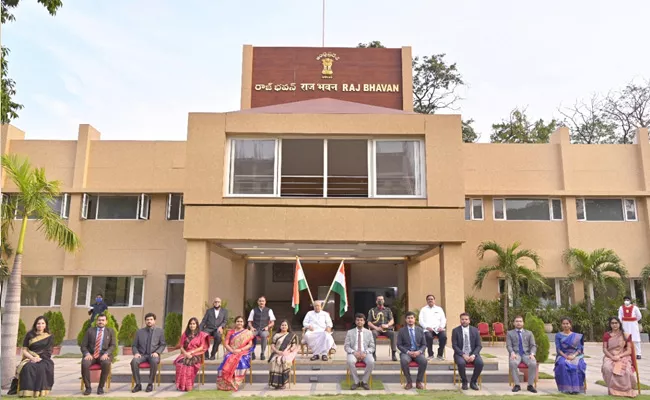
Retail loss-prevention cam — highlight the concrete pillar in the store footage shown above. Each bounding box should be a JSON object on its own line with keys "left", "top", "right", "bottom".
{"left": 406, "top": 256, "right": 440, "bottom": 316}
{"left": 440, "top": 243, "right": 465, "bottom": 327}
{"left": 59, "top": 277, "right": 76, "bottom": 339}
{"left": 240, "top": 45, "right": 253, "bottom": 110}
{"left": 1, "top": 124, "right": 26, "bottom": 186}
{"left": 182, "top": 240, "right": 211, "bottom": 326}
{"left": 401, "top": 47, "right": 413, "bottom": 112}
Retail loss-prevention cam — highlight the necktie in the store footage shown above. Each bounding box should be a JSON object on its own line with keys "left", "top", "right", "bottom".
{"left": 93, "top": 328, "right": 103, "bottom": 358}
{"left": 409, "top": 328, "right": 417, "bottom": 351}
{"left": 518, "top": 330, "right": 525, "bottom": 356}
{"left": 463, "top": 329, "right": 471, "bottom": 354}
{"left": 146, "top": 328, "right": 153, "bottom": 355}
{"left": 357, "top": 330, "right": 362, "bottom": 352}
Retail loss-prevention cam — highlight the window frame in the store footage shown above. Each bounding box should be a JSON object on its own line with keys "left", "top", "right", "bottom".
{"left": 166, "top": 194, "right": 185, "bottom": 221}
{"left": 575, "top": 197, "right": 637, "bottom": 222}
{"left": 20, "top": 276, "right": 63, "bottom": 307}
{"left": 465, "top": 198, "right": 484, "bottom": 221}
{"left": 629, "top": 279, "right": 647, "bottom": 309}
{"left": 81, "top": 194, "right": 151, "bottom": 221}
{"left": 75, "top": 276, "right": 145, "bottom": 308}
{"left": 493, "top": 198, "right": 562, "bottom": 221}
{"left": 225, "top": 137, "right": 426, "bottom": 199}
{"left": 11, "top": 193, "right": 70, "bottom": 220}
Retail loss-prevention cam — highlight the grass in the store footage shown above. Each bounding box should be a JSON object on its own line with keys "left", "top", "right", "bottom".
{"left": 538, "top": 372, "right": 554, "bottom": 379}
{"left": 595, "top": 380, "right": 650, "bottom": 390}
{"left": 339, "top": 379, "right": 385, "bottom": 390}
{"left": 481, "top": 353, "right": 497, "bottom": 358}
{"left": 54, "top": 353, "right": 81, "bottom": 358}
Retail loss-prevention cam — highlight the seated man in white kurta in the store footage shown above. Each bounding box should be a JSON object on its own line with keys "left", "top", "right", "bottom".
{"left": 302, "top": 300, "right": 336, "bottom": 361}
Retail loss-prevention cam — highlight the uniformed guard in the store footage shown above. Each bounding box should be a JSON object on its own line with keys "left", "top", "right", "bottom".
{"left": 367, "top": 295, "right": 397, "bottom": 361}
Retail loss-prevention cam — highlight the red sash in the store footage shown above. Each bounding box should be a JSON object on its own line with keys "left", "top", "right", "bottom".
{"left": 621, "top": 305, "right": 637, "bottom": 321}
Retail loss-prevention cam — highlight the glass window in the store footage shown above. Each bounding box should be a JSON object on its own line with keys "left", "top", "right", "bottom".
{"left": 465, "top": 198, "right": 483, "bottom": 220}
{"left": 167, "top": 194, "right": 184, "bottom": 221}
{"left": 551, "top": 199, "right": 563, "bottom": 220}
{"left": 464, "top": 199, "right": 471, "bottom": 220}
{"left": 374, "top": 140, "right": 422, "bottom": 196}
{"left": 77, "top": 277, "right": 89, "bottom": 306}
{"left": 327, "top": 139, "right": 368, "bottom": 197}
{"left": 20, "top": 277, "right": 62, "bottom": 306}
{"left": 505, "top": 199, "right": 551, "bottom": 220}
{"left": 281, "top": 139, "right": 324, "bottom": 197}
{"left": 92, "top": 277, "right": 132, "bottom": 306}
{"left": 624, "top": 199, "right": 637, "bottom": 221}
{"left": 535, "top": 278, "right": 557, "bottom": 308}
{"left": 585, "top": 199, "right": 624, "bottom": 221}
{"left": 558, "top": 279, "right": 574, "bottom": 308}
{"left": 230, "top": 139, "right": 276, "bottom": 195}
{"left": 132, "top": 277, "right": 144, "bottom": 306}
{"left": 494, "top": 199, "right": 505, "bottom": 220}
{"left": 576, "top": 199, "right": 585, "bottom": 220}
{"left": 631, "top": 279, "right": 647, "bottom": 308}
{"left": 96, "top": 196, "right": 139, "bottom": 219}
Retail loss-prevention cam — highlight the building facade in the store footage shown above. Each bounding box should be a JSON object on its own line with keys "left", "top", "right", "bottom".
{"left": 2, "top": 45, "right": 649, "bottom": 338}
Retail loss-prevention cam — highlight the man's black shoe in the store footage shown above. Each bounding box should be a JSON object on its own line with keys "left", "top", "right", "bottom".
{"left": 512, "top": 385, "right": 521, "bottom": 392}
{"left": 83, "top": 388, "right": 92, "bottom": 396}
{"left": 322, "top": 355, "right": 329, "bottom": 361}
{"left": 637, "top": 355, "right": 642, "bottom": 360}
{"left": 527, "top": 385, "right": 537, "bottom": 393}
{"left": 260, "top": 354, "right": 266, "bottom": 361}
{"left": 97, "top": 387, "right": 104, "bottom": 395}
{"left": 310, "top": 355, "right": 319, "bottom": 361}
{"left": 392, "top": 352, "right": 397, "bottom": 361}
{"left": 251, "top": 353, "right": 256, "bottom": 360}
{"left": 132, "top": 384, "right": 142, "bottom": 393}
{"left": 350, "top": 383, "right": 358, "bottom": 390}
{"left": 146, "top": 384, "right": 154, "bottom": 392}
{"left": 461, "top": 382, "right": 468, "bottom": 390}
{"left": 209, "top": 356, "right": 215, "bottom": 361}
{"left": 470, "top": 382, "right": 479, "bottom": 391}
{"left": 361, "top": 382, "right": 370, "bottom": 390}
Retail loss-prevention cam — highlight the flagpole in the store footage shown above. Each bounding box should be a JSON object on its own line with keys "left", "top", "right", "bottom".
{"left": 297, "top": 256, "right": 316, "bottom": 305}
{"left": 321, "top": 0, "right": 325, "bottom": 47}
{"left": 323, "top": 259, "right": 344, "bottom": 305}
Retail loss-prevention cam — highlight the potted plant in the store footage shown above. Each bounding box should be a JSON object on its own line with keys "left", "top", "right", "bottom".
{"left": 44, "top": 311, "right": 66, "bottom": 355}
{"left": 118, "top": 313, "right": 138, "bottom": 355}
{"left": 524, "top": 312, "right": 550, "bottom": 382}
{"left": 391, "top": 292, "right": 407, "bottom": 330}
{"left": 16, "top": 318, "right": 26, "bottom": 355}
{"left": 164, "top": 312, "right": 182, "bottom": 352}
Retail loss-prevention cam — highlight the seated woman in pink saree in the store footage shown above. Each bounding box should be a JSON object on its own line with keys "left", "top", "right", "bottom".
{"left": 602, "top": 317, "right": 638, "bottom": 398}
{"left": 174, "top": 317, "right": 209, "bottom": 391}
{"left": 217, "top": 316, "right": 255, "bottom": 391}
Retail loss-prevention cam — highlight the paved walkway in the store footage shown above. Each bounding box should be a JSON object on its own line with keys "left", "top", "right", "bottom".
{"left": 34, "top": 342, "right": 650, "bottom": 397}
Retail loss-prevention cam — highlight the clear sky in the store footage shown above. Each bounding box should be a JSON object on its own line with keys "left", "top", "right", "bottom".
{"left": 3, "top": 0, "right": 649, "bottom": 141}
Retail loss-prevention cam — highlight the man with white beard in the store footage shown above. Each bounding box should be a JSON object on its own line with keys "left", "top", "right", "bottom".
{"left": 302, "top": 300, "right": 336, "bottom": 361}
{"left": 618, "top": 296, "right": 642, "bottom": 359}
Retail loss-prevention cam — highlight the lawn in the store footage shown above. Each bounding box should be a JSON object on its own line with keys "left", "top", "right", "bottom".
{"left": 595, "top": 380, "right": 650, "bottom": 390}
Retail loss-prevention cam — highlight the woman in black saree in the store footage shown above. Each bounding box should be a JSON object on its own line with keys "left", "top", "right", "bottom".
{"left": 268, "top": 320, "right": 299, "bottom": 389}
{"left": 13, "top": 316, "right": 55, "bottom": 397}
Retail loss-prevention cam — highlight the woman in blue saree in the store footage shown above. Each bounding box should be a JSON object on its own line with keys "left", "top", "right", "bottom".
{"left": 554, "top": 317, "right": 587, "bottom": 394}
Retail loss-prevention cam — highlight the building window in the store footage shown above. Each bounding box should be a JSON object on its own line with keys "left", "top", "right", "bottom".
{"left": 20, "top": 277, "right": 63, "bottom": 307}
{"left": 226, "top": 138, "right": 425, "bottom": 198}
{"left": 10, "top": 194, "right": 70, "bottom": 220}
{"left": 167, "top": 194, "right": 185, "bottom": 221}
{"left": 576, "top": 198, "right": 637, "bottom": 221}
{"left": 81, "top": 194, "right": 151, "bottom": 220}
{"left": 493, "top": 198, "right": 563, "bottom": 221}
{"left": 465, "top": 198, "right": 483, "bottom": 220}
{"left": 76, "top": 276, "right": 145, "bottom": 307}
{"left": 628, "top": 279, "right": 647, "bottom": 308}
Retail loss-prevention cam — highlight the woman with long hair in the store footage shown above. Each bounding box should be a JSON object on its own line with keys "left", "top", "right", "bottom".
{"left": 553, "top": 317, "right": 587, "bottom": 394}
{"left": 11, "top": 316, "right": 55, "bottom": 397}
{"left": 217, "top": 316, "right": 254, "bottom": 391}
{"left": 174, "top": 317, "right": 209, "bottom": 391}
{"left": 602, "top": 316, "right": 638, "bottom": 397}
{"left": 268, "top": 320, "right": 299, "bottom": 389}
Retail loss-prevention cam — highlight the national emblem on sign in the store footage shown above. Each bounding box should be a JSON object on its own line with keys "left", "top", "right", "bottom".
{"left": 316, "top": 52, "right": 340, "bottom": 79}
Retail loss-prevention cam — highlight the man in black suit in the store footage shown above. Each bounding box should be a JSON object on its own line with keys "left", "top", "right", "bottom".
{"left": 451, "top": 312, "right": 484, "bottom": 391}
{"left": 200, "top": 297, "right": 228, "bottom": 360}
{"left": 396, "top": 311, "right": 428, "bottom": 390}
{"left": 80, "top": 314, "right": 116, "bottom": 395}
{"left": 130, "top": 313, "right": 166, "bottom": 393}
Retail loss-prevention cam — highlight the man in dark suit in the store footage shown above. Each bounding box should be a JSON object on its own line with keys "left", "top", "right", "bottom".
{"left": 200, "top": 297, "right": 228, "bottom": 360}
{"left": 396, "top": 311, "right": 428, "bottom": 390}
{"left": 80, "top": 314, "right": 116, "bottom": 395}
{"left": 451, "top": 312, "right": 483, "bottom": 391}
{"left": 130, "top": 312, "right": 166, "bottom": 393}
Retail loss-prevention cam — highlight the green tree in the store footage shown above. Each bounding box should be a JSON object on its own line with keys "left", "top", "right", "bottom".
{"left": 0, "top": 154, "right": 81, "bottom": 387}
{"left": 357, "top": 41, "right": 385, "bottom": 48}
{"left": 490, "top": 107, "right": 558, "bottom": 143}
{"left": 474, "top": 241, "right": 548, "bottom": 325}
{"left": 524, "top": 312, "right": 550, "bottom": 363}
{"left": 118, "top": 313, "right": 138, "bottom": 346}
{"left": 412, "top": 54, "right": 464, "bottom": 114}
{"left": 602, "top": 80, "right": 650, "bottom": 144}
{"left": 563, "top": 248, "right": 628, "bottom": 340}
{"left": 164, "top": 312, "right": 182, "bottom": 347}
{"left": 558, "top": 96, "right": 618, "bottom": 144}
{"left": 462, "top": 119, "right": 479, "bottom": 143}
{"left": 642, "top": 263, "right": 650, "bottom": 284}
{"left": 1, "top": 0, "right": 63, "bottom": 123}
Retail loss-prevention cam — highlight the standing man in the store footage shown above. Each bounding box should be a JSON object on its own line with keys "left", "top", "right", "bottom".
{"left": 397, "top": 311, "right": 428, "bottom": 390}
{"left": 367, "top": 295, "right": 397, "bottom": 361}
{"left": 88, "top": 294, "right": 108, "bottom": 322}
{"left": 618, "top": 296, "right": 643, "bottom": 359}
{"left": 130, "top": 313, "right": 166, "bottom": 393}
{"left": 200, "top": 297, "right": 228, "bottom": 360}
{"left": 80, "top": 314, "right": 116, "bottom": 395}
{"left": 506, "top": 315, "right": 537, "bottom": 393}
{"left": 344, "top": 313, "right": 375, "bottom": 390}
{"left": 418, "top": 294, "right": 447, "bottom": 360}
{"left": 451, "top": 313, "right": 483, "bottom": 391}
{"left": 302, "top": 300, "right": 336, "bottom": 361}
{"left": 247, "top": 295, "right": 276, "bottom": 360}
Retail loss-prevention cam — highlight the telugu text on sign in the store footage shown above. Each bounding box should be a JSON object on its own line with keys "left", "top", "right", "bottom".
{"left": 254, "top": 83, "right": 401, "bottom": 93}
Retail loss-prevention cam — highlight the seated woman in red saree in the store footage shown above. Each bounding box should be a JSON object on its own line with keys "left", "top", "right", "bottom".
{"left": 602, "top": 317, "right": 638, "bottom": 398}
{"left": 174, "top": 317, "right": 209, "bottom": 391}
{"left": 217, "top": 316, "right": 255, "bottom": 391}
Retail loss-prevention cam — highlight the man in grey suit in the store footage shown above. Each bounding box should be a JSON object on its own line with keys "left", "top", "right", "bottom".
{"left": 506, "top": 315, "right": 537, "bottom": 393}
{"left": 396, "top": 311, "right": 428, "bottom": 390}
{"left": 130, "top": 313, "right": 166, "bottom": 393}
{"left": 344, "top": 313, "right": 375, "bottom": 390}
{"left": 451, "top": 313, "right": 483, "bottom": 391}
{"left": 200, "top": 297, "right": 228, "bottom": 360}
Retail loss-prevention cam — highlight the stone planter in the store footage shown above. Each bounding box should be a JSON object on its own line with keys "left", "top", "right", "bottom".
{"left": 544, "top": 323, "right": 553, "bottom": 333}
{"left": 122, "top": 347, "right": 133, "bottom": 355}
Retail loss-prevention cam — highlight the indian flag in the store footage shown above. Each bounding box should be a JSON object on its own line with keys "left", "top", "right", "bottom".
{"left": 329, "top": 261, "right": 348, "bottom": 317}
{"left": 292, "top": 258, "right": 308, "bottom": 314}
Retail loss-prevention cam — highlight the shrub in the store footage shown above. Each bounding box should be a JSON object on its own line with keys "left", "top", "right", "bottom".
{"left": 44, "top": 311, "right": 66, "bottom": 346}
{"left": 118, "top": 313, "right": 138, "bottom": 346}
{"left": 465, "top": 296, "right": 501, "bottom": 325}
{"left": 164, "top": 312, "right": 182, "bottom": 347}
{"left": 77, "top": 319, "right": 93, "bottom": 347}
{"left": 17, "top": 318, "right": 26, "bottom": 347}
{"left": 524, "top": 312, "right": 549, "bottom": 363}
{"left": 76, "top": 311, "right": 119, "bottom": 360}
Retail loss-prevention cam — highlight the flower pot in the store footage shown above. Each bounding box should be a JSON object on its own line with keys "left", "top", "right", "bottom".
{"left": 167, "top": 346, "right": 178, "bottom": 353}
{"left": 16, "top": 347, "right": 22, "bottom": 356}
{"left": 122, "top": 347, "right": 133, "bottom": 355}
{"left": 544, "top": 323, "right": 553, "bottom": 333}
{"left": 51, "top": 346, "right": 61, "bottom": 356}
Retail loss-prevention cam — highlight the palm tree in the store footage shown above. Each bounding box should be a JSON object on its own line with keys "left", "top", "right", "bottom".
{"left": 474, "top": 241, "right": 548, "bottom": 325}
{"left": 642, "top": 263, "right": 650, "bottom": 284}
{"left": 0, "top": 155, "right": 81, "bottom": 387}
